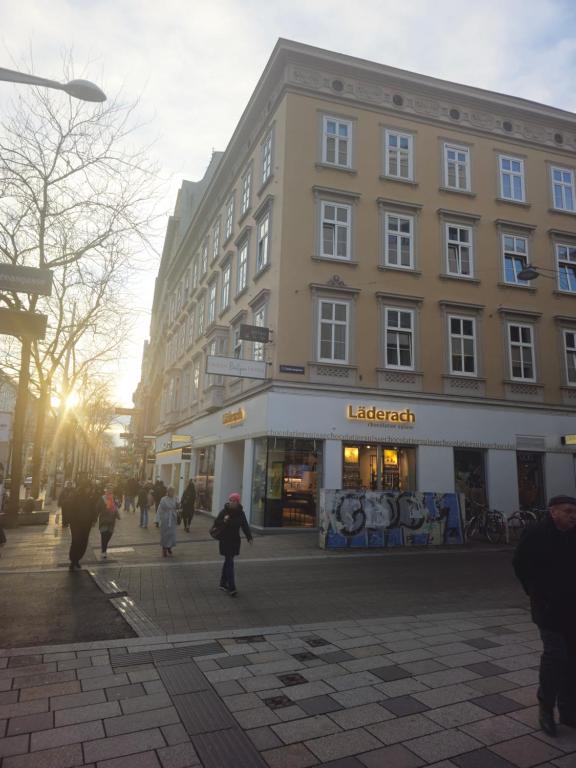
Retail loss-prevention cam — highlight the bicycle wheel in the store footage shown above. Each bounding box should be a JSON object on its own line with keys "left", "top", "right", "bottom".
{"left": 485, "top": 511, "right": 505, "bottom": 544}
{"left": 464, "top": 516, "right": 480, "bottom": 543}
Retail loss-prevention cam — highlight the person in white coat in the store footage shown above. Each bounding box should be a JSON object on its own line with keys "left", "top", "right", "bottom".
{"left": 157, "top": 486, "right": 179, "bottom": 557}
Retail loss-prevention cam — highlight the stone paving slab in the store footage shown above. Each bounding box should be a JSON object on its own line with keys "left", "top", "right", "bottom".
{"left": 1, "top": 608, "right": 575, "bottom": 768}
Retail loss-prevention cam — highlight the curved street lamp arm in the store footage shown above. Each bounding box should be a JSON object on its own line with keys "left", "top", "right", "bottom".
{"left": 0, "top": 67, "right": 106, "bottom": 102}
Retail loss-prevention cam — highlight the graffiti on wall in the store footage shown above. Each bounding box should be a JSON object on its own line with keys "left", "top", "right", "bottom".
{"left": 319, "top": 489, "right": 464, "bottom": 549}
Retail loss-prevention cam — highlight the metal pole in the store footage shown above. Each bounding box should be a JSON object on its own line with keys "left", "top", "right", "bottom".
{"left": 5, "top": 336, "right": 32, "bottom": 524}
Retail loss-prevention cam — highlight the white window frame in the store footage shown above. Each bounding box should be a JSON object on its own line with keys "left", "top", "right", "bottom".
{"left": 240, "top": 169, "right": 252, "bottom": 216}
{"left": 207, "top": 281, "right": 217, "bottom": 325}
{"left": 201, "top": 241, "right": 208, "bottom": 276}
{"left": 384, "top": 212, "right": 414, "bottom": 269}
{"left": 225, "top": 195, "right": 234, "bottom": 240}
{"left": 448, "top": 315, "right": 477, "bottom": 376}
{"left": 551, "top": 166, "right": 576, "bottom": 212}
{"left": 322, "top": 116, "right": 352, "bottom": 168}
{"left": 252, "top": 305, "right": 267, "bottom": 362}
{"left": 221, "top": 262, "right": 231, "bottom": 310}
{"left": 498, "top": 155, "right": 525, "bottom": 202}
{"left": 232, "top": 325, "right": 243, "bottom": 359}
{"left": 446, "top": 223, "right": 473, "bottom": 277}
{"left": 502, "top": 234, "right": 529, "bottom": 285}
{"left": 212, "top": 221, "right": 220, "bottom": 263}
{"left": 262, "top": 131, "right": 273, "bottom": 184}
{"left": 191, "top": 358, "right": 201, "bottom": 402}
{"left": 384, "top": 129, "right": 413, "bottom": 180}
{"left": 556, "top": 242, "right": 576, "bottom": 293}
{"left": 187, "top": 312, "right": 195, "bottom": 348}
{"left": 191, "top": 256, "right": 199, "bottom": 290}
{"left": 443, "top": 143, "right": 471, "bottom": 191}
{"left": 196, "top": 296, "right": 205, "bottom": 337}
{"left": 508, "top": 323, "right": 536, "bottom": 382}
{"left": 318, "top": 299, "right": 349, "bottom": 364}
{"left": 320, "top": 201, "right": 351, "bottom": 260}
{"left": 207, "top": 337, "right": 226, "bottom": 386}
{"left": 256, "top": 212, "right": 270, "bottom": 272}
{"left": 237, "top": 241, "right": 248, "bottom": 294}
{"left": 384, "top": 308, "right": 414, "bottom": 371}
{"left": 563, "top": 329, "right": 576, "bottom": 385}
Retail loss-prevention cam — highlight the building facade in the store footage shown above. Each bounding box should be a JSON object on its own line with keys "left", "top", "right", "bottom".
{"left": 138, "top": 39, "right": 576, "bottom": 527}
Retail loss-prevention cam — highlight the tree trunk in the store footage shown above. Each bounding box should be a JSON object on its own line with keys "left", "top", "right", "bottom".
{"left": 30, "top": 384, "right": 49, "bottom": 499}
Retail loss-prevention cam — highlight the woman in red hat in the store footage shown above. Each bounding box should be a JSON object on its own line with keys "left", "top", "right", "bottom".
{"left": 212, "top": 492, "right": 253, "bottom": 596}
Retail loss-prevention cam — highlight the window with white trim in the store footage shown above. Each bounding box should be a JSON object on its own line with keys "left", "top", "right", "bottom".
{"left": 191, "top": 256, "right": 199, "bottom": 290}
{"left": 499, "top": 156, "right": 525, "bottom": 202}
{"left": 206, "top": 338, "right": 226, "bottom": 387}
{"left": 444, "top": 143, "right": 470, "bottom": 191}
{"left": 449, "top": 315, "right": 477, "bottom": 375}
{"left": 201, "top": 241, "right": 208, "bottom": 276}
{"left": 196, "top": 296, "right": 205, "bottom": 337}
{"left": 384, "top": 130, "right": 413, "bottom": 180}
{"left": 183, "top": 269, "right": 190, "bottom": 297}
{"left": 191, "top": 358, "right": 201, "bottom": 401}
{"left": 225, "top": 195, "right": 234, "bottom": 240}
{"left": 564, "top": 330, "right": 576, "bottom": 385}
{"left": 181, "top": 366, "right": 191, "bottom": 409}
{"left": 503, "top": 234, "right": 529, "bottom": 285}
{"left": 237, "top": 242, "right": 248, "bottom": 293}
{"left": 212, "top": 221, "right": 220, "bottom": 262}
{"left": 252, "top": 305, "right": 266, "bottom": 362}
{"left": 318, "top": 300, "right": 349, "bottom": 363}
{"left": 320, "top": 202, "right": 351, "bottom": 260}
{"left": 207, "top": 281, "right": 217, "bottom": 325}
{"left": 384, "top": 308, "right": 414, "bottom": 370}
{"left": 508, "top": 323, "right": 535, "bottom": 381}
{"left": 552, "top": 167, "right": 575, "bottom": 211}
{"left": 256, "top": 212, "right": 270, "bottom": 272}
{"left": 322, "top": 116, "right": 352, "bottom": 168}
{"left": 556, "top": 243, "right": 576, "bottom": 292}
{"left": 186, "top": 312, "right": 195, "bottom": 348}
{"left": 262, "top": 131, "right": 273, "bottom": 184}
{"left": 232, "top": 326, "right": 243, "bottom": 359}
{"left": 240, "top": 169, "right": 252, "bottom": 215}
{"left": 385, "top": 213, "right": 414, "bottom": 269}
{"left": 221, "top": 262, "right": 231, "bottom": 310}
{"left": 446, "top": 224, "right": 473, "bottom": 277}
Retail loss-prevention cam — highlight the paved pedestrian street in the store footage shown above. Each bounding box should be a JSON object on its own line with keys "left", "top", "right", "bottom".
{"left": 1, "top": 606, "right": 574, "bottom": 768}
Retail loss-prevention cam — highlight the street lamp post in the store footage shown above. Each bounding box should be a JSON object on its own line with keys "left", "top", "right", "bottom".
{"left": 1, "top": 67, "right": 106, "bottom": 525}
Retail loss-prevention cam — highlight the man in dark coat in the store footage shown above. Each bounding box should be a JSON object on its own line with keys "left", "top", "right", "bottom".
{"left": 213, "top": 492, "right": 253, "bottom": 596}
{"left": 58, "top": 481, "right": 75, "bottom": 527}
{"left": 513, "top": 494, "right": 576, "bottom": 736}
{"left": 68, "top": 482, "right": 98, "bottom": 570}
{"left": 180, "top": 479, "right": 196, "bottom": 532}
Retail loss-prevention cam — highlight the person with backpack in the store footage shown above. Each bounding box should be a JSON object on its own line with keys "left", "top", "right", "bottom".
{"left": 96, "top": 485, "right": 120, "bottom": 560}
{"left": 211, "top": 492, "right": 253, "bottom": 596}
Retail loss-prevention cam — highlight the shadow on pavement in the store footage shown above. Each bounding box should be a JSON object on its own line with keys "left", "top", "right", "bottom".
{"left": 0, "top": 570, "right": 136, "bottom": 648}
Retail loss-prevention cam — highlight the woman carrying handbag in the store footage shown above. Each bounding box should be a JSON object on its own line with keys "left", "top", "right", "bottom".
{"left": 211, "top": 492, "right": 252, "bottom": 596}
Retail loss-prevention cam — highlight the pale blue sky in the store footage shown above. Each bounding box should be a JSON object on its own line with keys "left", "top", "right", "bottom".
{"left": 1, "top": 0, "right": 575, "bottom": 405}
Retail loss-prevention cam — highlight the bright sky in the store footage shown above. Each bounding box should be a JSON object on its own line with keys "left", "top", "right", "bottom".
{"left": 1, "top": 0, "right": 575, "bottom": 406}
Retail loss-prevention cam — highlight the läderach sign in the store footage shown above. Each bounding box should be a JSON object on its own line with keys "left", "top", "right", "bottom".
{"left": 347, "top": 405, "right": 415, "bottom": 424}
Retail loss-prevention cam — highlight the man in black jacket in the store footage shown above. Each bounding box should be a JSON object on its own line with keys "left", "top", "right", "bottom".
{"left": 513, "top": 495, "right": 576, "bottom": 736}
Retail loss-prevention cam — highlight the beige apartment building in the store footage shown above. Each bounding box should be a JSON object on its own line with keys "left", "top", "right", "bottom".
{"left": 136, "top": 39, "right": 576, "bottom": 528}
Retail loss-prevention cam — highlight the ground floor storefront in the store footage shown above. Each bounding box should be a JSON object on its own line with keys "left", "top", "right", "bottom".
{"left": 153, "top": 388, "right": 576, "bottom": 528}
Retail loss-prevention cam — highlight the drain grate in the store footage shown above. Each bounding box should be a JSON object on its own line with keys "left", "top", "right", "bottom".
{"left": 263, "top": 695, "right": 293, "bottom": 710}
{"left": 292, "top": 651, "right": 317, "bottom": 662}
{"left": 304, "top": 637, "right": 330, "bottom": 648}
{"left": 278, "top": 673, "right": 307, "bottom": 687}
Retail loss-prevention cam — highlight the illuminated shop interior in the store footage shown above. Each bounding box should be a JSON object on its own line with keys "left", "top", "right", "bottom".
{"left": 342, "top": 443, "right": 416, "bottom": 491}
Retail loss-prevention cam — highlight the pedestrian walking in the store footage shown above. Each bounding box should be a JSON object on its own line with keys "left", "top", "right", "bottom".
{"left": 58, "top": 480, "right": 75, "bottom": 528}
{"left": 212, "top": 492, "right": 253, "bottom": 597}
{"left": 137, "top": 482, "right": 149, "bottom": 528}
{"left": 67, "top": 482, "right": 97, "bottom": 570}
{"left": 513, "top": 494, "right": 576, "bottom": 736}
{"left": 180, "top": 479, "right": 196, "bottom": 532}
{"left": 97, "top": 486, "right": 120, "bottom": 560}
{"left": 157, "top": 486, "right": 179, "bottom": 557}
{"left": 152, "top": 479, "right": 167, "bottom": 527}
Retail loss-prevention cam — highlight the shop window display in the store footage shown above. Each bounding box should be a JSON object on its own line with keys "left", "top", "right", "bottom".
{"left": 454, "top": 448, "right": 487, "bottom": 516}
{"left": 342, "top": 443, "right": 415, "bottom": 491}
{"left": 194, "top": 446, "right": 215, "bottom": 512}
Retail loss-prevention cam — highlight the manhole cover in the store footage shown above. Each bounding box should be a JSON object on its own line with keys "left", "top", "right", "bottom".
{"left": 263, "top": 695, "right": 293, "bottom": 710}
{"left": 278, "top": 673, "right": 307, "bottom": 687}
{"left": 305, "top": 637, "right": 330, "bottom": 648}
{"left": 292, "top": 651, "right": 316, "bottom": 662}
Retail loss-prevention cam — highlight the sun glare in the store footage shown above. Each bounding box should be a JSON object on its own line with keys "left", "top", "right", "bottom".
{"left": 66, "top": 391, "right": 80, "bottom": 409}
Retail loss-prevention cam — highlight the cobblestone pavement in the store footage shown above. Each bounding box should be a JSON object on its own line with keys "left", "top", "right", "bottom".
{"left": 1, "top": 608, "right": 573, "bottom": 768}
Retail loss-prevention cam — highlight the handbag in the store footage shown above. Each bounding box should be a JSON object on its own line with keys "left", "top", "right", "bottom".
{"left": 209, "top": 523, "right": 224, "bottom": 540}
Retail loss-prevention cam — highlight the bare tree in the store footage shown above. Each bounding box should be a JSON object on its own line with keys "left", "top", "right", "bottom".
{"left": 0, "top": 60, "right": 163, "bottom": 502}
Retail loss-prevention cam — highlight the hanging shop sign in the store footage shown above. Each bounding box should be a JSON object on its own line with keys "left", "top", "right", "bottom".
{"left": 239, "top": 324, "right": 270, "bottom": 343}
{"left": 346, "top": 405, "right": 416, "bottom": 424}
{"left": 562, "top": 435, "right": 576, "bottom": 446}
{"left": 206, "top": 355, "right": 267, "bottom": 380}
{"left": 222, "top": 408, "right": 246, "bottom": 427}
{"left": 0, "top": 309, "right": 47, "bottom": 339}
{"left": 171, "top": 434, "right": 192, "bottom": 443}
{"left": 0, "top": 265, "right": 53, "bottom": 296}
{"left": 181, "top": 446, "right": 192, "bottom": 460}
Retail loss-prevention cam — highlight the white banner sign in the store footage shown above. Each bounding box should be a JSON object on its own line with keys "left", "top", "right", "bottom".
{"left": 206, "top": 355, "right": 267, "bottom": 380}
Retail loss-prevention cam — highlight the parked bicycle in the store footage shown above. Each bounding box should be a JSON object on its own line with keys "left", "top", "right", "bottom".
{"left": 505, "top": 508, "right": 538, "bottom": 543}
{"left": 464, "top": 500, "right": 506, "bottom": 544}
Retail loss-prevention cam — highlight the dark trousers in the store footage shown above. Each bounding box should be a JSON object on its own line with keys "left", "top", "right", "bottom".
{"left": 182, "top": 509, "right": 194, "bottom": 529}
{"left": 69, "top": 523, "right": 91, "bottom": 565}
{"left": 539, "top": 628, "right": 576, "bottom": 715}
{"left": 220, "top": 554, "right": 236, "bottom": 590}
{"left": 100, "top": 530, "right": 113, "bottom": 553}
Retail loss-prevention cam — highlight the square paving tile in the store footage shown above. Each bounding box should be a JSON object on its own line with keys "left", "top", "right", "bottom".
{"left": 318, "top": 651, "right": 354, "bottom": 663}
{"left": 246, "top": 726, "right": 283, "bottom": 751}
{"left": 489, "top": 735, "right": 564, "bottom": 767}
{"left": 271, "top": 714, "right": 340, "bottom": 745}
{"left": 404, "top": 728, "right": 484, "bottom": 762}
{"left": 263, "top": 695, "right": 294, "bottom": 711}
{"left": 305, "top": 728, "right": 382, "bottom": 762}
{"left": 322, "top": 759, "right": 367, "bottom": 768}
{"left": 424, "top": 701, "right": 493, "bottom": 728}
{"left": 298, "top": 695, "right": 343, "bottom": 716}
{"left": 371, "top": 666, "right": 411, "bottom": 682}
{"left": 278, "top": 674, "right": 307, "bottom": 687}
{"left": 292, "top": 652, "right": 317, "bottom": 663}
{"left": 463, "top": 662, "right": 509, "bottom": 677}
{"left": 367, "top": 714, "right": 442, "bottom": 745}
{"left": 471, "top": 694, "right": 525, "bottom": 715}
{"left": 381, "top": 696, "right": 429, "bottom": 717}
{"left": 464, "top": 639, "right": 500, "bottom": 651}
{"left": 328, "top": 703, "right": 394, "bottom": 730}
{"left": 459, "top": 715, "right": 533, "bottom": 745}
{"left": 451, "top": 748, "right": 518, "bottom": 767}
{"left": 358, "top": 743, "right": 425, "bottom": 768}
{"left": 261, "top": 742, "right": 318, "bottom": 768}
